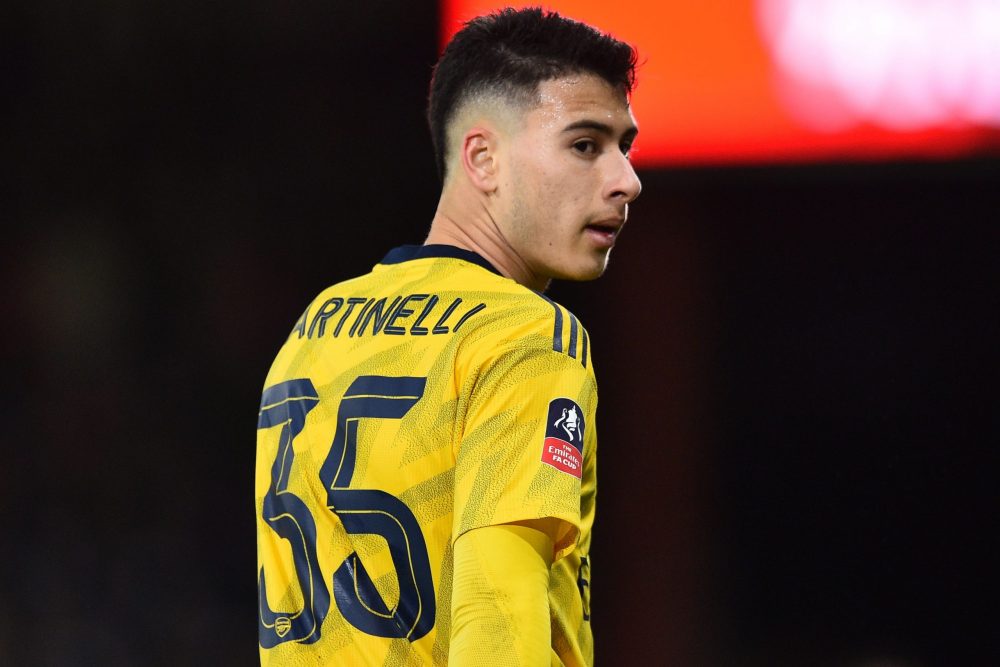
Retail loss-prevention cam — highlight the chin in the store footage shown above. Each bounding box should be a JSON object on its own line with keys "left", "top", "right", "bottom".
{"left": 558, "top": 259, "right": 610, "bottom": 283}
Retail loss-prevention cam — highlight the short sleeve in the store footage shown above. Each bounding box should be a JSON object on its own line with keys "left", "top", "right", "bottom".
{"left": 453, "top": 338, "right": 597, "bottom": 562}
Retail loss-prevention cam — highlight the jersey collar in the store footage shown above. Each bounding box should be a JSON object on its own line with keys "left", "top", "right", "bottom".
{"left": 379, "top": 244, "right": 503, "bottom": 277}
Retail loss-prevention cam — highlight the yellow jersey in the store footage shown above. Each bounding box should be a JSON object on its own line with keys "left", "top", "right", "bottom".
{"left": 256, "top": 245, "right": 597, "bottom": 665}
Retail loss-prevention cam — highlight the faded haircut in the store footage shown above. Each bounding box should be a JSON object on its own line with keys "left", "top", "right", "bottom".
{"left": 427, "top": 7, "right": 638, "bottom": 179}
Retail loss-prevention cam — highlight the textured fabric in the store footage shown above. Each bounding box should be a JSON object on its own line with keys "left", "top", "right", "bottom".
{"left": 256, "top": 246, "right": 597, "bottom": 666}
{"left": 450, "top": 524, "right": 553, "bottom": 666}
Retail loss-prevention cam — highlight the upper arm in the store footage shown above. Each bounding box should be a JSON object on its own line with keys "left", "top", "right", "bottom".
{"left": 453, "top": 338, "right": 597, "bottom": 561}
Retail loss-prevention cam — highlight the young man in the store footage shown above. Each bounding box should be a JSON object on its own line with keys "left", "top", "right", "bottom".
{"left": 255, "top": 8, "right": 640, "bottom": 665}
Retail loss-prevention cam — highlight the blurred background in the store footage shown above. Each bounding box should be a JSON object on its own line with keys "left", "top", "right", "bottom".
{"left": 3, "top": 0, "right": 997, "bottom": 665}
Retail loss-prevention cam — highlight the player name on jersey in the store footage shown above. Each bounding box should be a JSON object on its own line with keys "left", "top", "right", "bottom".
{"left": 293, "top": 293, "right": 487, "bottom": 339}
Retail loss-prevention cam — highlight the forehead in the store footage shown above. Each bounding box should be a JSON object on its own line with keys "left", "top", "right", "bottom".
{"left": 524, "top": 74, "right": 636, "bottom": 132}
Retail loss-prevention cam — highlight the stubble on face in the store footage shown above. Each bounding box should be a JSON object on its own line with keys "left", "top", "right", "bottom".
{"left": 494, "top": 74, "right": 640, "bottom": 288}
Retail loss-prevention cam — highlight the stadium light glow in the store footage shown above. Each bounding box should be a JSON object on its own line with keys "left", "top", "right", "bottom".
{"left": 758, "top": 0, "right": 1000, "bottom": 132}
{"left": 441, "top": 0, "right": 1000, "bottom": 166}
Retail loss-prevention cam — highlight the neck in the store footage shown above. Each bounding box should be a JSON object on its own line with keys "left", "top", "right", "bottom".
{"left": 425, "top": 184, "right": 549, "bottom": 292}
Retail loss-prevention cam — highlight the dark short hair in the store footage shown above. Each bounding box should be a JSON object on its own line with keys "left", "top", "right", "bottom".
{"left": 427, "top": 7, "right": 638, "bottom": 179}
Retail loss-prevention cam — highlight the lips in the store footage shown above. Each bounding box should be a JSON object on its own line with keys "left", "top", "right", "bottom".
{"left": 584, "top": 218, "right": 625, "bottom": 247}
{"left": 587, "top": 216, "right": 625, "bottom": 233}
{"left": 587, "top": 221, "right": 619, "bottom": 231}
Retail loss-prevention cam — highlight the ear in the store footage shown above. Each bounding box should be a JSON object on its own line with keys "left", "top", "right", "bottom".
{"left": 460, "top": 126, "right": 500, "bottom": 194}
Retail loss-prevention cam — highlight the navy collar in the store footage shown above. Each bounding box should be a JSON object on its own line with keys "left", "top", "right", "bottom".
{"left": 379, "top": 244, "right": 503, "bottom": 277}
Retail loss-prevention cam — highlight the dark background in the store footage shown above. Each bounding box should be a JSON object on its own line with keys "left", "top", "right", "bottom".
{"left": 4, "top": 1, "right": 997, "bottom": 665}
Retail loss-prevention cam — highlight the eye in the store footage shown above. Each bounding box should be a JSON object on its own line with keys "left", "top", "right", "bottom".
{"left": 620, "top": 141, "right": 634, "bottom": 158}
{"left": 572, "top": 139, "right": 599, "bottom": 156}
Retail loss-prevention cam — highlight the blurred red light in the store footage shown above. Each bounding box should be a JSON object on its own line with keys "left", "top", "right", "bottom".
{"left": 441, "top": 0, "right": 1000, "bottom": 166}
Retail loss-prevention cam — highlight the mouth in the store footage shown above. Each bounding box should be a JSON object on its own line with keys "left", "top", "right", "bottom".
{"left": 584, "top": 218, "right": 625, "bottom": 248}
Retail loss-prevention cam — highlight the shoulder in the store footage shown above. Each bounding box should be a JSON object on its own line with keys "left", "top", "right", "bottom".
{"left": 530, "top": 292, "right": 591, "bottom": 367}
{"left": 458, "top": 286, "right": 594, "bottom": 373}
{"left": 457, "top": 289, "right": 599, "bottom": 424}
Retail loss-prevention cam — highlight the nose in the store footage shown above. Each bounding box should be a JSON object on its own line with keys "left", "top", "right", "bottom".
{"left": 607, "top": 152, "right": 642, "bottom": 204}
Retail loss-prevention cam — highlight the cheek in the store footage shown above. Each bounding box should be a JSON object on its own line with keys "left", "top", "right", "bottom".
{"left": 516, "top": 162, "right": 555, "bottom": 213}
{"left": 532, "top": 167, "right": 578, "bottom": 216}
{"left": 509, "top": 152, "right": 588, "bottom": 241}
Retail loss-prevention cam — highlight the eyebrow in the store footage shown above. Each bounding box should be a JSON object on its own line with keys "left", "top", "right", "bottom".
{"left": 561, "top": 119, "right": 638, "bottom": 142}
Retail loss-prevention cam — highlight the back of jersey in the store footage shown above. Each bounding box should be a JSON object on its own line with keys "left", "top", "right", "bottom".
{"left": 255, "top": 245, "right": 597, "bottom": 666}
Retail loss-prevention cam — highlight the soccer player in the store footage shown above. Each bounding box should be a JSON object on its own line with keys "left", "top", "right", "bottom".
{"left": 255, "top": 7, "right": 641, "bottom": 665}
